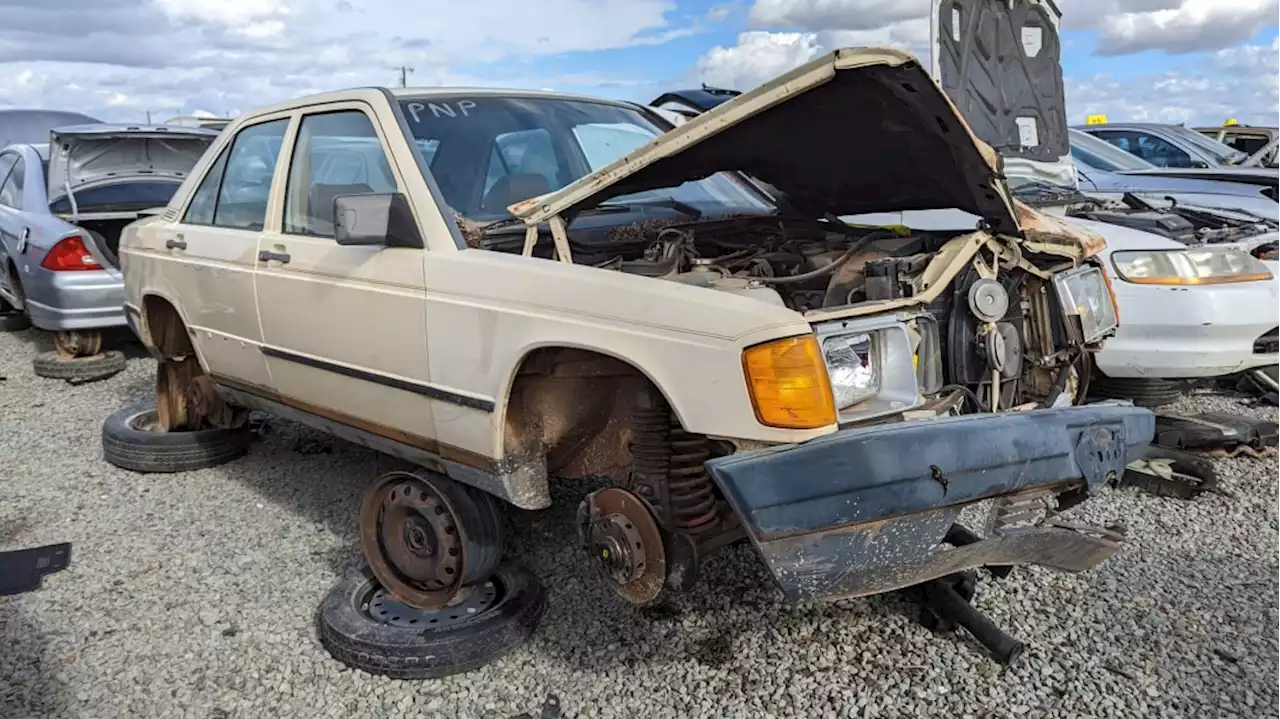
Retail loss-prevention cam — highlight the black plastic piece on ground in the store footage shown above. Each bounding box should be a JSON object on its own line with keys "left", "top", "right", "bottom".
{"left": 1153, "top": 412, "right": 1279, "bottom": 452}
{"left": 0, "top": 543, "right": 71, "bottom": 596}
{"left": 912, "top": 572, "right": 1025, "bottom": 665}
{"left": 101, "top": 401, "right": 252, "bottom": 473}
{"left": 33, "top": 350, "right": 126, "bottom": 382}
{"left": 317, "top": 563, "right": 546, "bottom": 679}
{"left": 1120, "top": 446, "right": 1218, "bottom": 500}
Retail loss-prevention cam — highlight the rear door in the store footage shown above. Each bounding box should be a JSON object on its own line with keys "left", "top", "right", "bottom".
{"left": 932, "top": 0, "right": 1073, "bottom": 187}
{"left": 129, "top": 116, "right": 291, "bottom": 389}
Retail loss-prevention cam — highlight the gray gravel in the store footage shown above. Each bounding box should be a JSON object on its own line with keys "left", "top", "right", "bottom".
{"left": 1, "top": 328, "right": 1277, "bottom": 719}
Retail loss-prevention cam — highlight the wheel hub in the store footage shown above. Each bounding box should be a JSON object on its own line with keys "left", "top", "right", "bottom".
{"left": 54, "top": 330, "right": 102, "bottom": 358}
{"left": 590, "top": 514, "right": 646, "bottom": 585}
{"left": 578, "top": 487, "right": 667, "bottom": 605}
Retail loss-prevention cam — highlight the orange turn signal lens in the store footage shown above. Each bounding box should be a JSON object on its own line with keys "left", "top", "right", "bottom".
{"left": 742, "top": 335, "right": 837, "bottom": 429}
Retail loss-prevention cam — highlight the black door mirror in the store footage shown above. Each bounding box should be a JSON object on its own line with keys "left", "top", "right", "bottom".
{"left": 334, "top": 193, "right": 423, "bottom": 248}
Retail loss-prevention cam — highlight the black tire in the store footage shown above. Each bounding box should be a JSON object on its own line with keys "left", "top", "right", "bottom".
{"left": 1090, "top": 376, "right": 1181, "bottom": 408}
{"left": 33, "top": 349, "right": 126, "bottom": 382}
{"left": 102, "top": 402, "right": 251, "bottom": 473}
{"left": 1121, "top": 446, "right": 1218, "bottom": 500}
{"left": 318, "top": 562, "right": 546, "bottom": 679}
{"left": 0, "top": 309, "right": 30, "bottom": 331}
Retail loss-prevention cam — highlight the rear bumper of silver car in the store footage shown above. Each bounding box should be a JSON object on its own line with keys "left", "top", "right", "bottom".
{"left": 25, "top": 269, "right": 126, "bottom": 331}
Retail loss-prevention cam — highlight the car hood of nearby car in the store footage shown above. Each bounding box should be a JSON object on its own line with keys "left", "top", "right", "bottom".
{"left": 510, "top": 48, "right": 1024, "bottom": 238}
{"left": 47, "top": 124, "right": 220, "bottom": 200}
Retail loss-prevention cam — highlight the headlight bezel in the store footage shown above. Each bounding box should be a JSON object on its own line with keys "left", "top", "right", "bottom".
{"left": 1052, "top": 265, "right": 1119, "bottom": 345}
{"left": 814, "top": 313, "right": 930, "bottom": 424}
{"left": 1110, "top": 248, "right": 1274, "bottom": 286}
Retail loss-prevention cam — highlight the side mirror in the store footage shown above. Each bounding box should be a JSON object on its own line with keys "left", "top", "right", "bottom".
{"left": 334, "top": 193, "right": 423, "bottom": 248}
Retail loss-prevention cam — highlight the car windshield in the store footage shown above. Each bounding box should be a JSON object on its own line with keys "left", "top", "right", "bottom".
{"left": 1069, "top": 130, "right": 1155, "bottom": 172}
{"left": 397, "top": 96, "right": 773, "bottom": 222}
{"left": 1164, "top": 125, "right": 1248, "bottom": 165}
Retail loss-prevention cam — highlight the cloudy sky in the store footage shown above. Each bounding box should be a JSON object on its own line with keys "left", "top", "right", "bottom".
{"left": 1, "top": 0, "right": 1276, "bottom": 126}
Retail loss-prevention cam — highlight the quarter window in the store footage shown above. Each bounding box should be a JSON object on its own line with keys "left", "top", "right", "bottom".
{"left": 0, "top": 156, "right": 23, "bottom": 208}
{"left": 283, "top": 110, "right": 397, "bottom": 237}
{"left": 212, "top": 119, "right": 289, "bottom": 231}
{"left": 0, "top": 153, "right": 17, "bottom": 199}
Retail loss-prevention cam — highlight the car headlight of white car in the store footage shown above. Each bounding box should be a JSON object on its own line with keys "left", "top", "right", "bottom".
{"left": 1111, "top": 248, "right": 1274, "bottom": 286}
{"left": 816, "top": 314, "right": 938, "bottom": 423}
{"left": 1053, "top": 265, "right": 1120, "bottom": 344}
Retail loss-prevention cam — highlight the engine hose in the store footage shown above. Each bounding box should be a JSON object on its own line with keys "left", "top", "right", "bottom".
{"left": 753, "top": 230, "right": 895, "bottom": 285}
{"left": 1042, "top": 348, "right": 1081, "bottom": 408}
{"left": 940, "top": 384, "right": 984, "bottom": 413}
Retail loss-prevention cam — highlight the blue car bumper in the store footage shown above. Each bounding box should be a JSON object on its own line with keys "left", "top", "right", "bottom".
{"left": 706, "top": 404, "right": 1155, "bottom": 602}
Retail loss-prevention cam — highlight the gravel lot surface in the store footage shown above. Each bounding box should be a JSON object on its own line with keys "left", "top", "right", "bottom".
{"left": 1, "top": 328, "right": 1277, "bottom": 719}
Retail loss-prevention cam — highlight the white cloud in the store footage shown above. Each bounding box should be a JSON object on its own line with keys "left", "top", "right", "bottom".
{"left": 1065, "top": 0, "right": 1279, "bottom": 55}
{"left": 0, "top": 0, "right": 690, "bottom": 120}
{"left": 694, "top": 31, "right": 823, "bottom": 90}
{"left": 690, "top": 22, "right": 929, "bottom": 92}
{"left": 749, "top": 0, "right": 928, "bottom": 31}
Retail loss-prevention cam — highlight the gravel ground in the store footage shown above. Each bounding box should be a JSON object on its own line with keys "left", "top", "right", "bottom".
{"left": 1, "top": 328, "right": 1277, "bottom": 719}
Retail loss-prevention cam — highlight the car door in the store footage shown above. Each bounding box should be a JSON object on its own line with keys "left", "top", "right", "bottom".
{"left": 131, "top": 116, "right": 291, "bottom": 390}
{"left": 252, "top": 104, "right": 435, "bottom": 443}
{"left": 932, "top": 0, "right": 1073, "bottom": 187}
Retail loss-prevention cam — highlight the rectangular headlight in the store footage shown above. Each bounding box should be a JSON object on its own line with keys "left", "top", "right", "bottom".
{"left": 1111, "top": 248, "right": 1274, "bottom": 285}
{"left": 816, "top": 315, "right": 925, "bottom": 423}
{"left": 1053, "top": 265, "right": 1119, "bottom": 344}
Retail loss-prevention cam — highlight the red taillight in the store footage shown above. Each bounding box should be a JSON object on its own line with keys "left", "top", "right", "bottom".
{"left": 41, "top": 236, "right": 103, "bottom": 271}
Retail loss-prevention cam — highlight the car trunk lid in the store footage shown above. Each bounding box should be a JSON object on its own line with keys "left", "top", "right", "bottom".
{"left": 47, "top": 124, "right": 218, "bottom": 206}
{"left": 931, "top": 0, "right": 1074, "bottom": 189}
{"left": 512, "top": 48, "right": 1022, "bottom": 237}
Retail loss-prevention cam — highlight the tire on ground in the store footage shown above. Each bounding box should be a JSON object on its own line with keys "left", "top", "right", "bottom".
{"left": 1120, "top": 446, "right": 1218, "bottom": 500}
{"left": 33, "top": 350, "right": 126, "bottom": 382}
{"left": 1090, "top": 376, "right": 1181, "bottom": 408}
{"left": 318, "top": 563, "right": 546, "bottom": 679}
{"left": 102, "top": 401, "right": 252, "bottom": 473}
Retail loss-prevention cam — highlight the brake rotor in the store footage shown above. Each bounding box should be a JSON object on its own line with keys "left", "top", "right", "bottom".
{"left": 360, "top": 472, "right": 478, "bottom": 611}
{"left": 54, "top": 330, "right": 102, "bottom": 358}
{"left": 579, "top": 487, "right": 666, "bottom": 605}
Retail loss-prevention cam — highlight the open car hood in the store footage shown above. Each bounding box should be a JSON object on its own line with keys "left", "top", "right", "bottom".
{"left": 512, "top": 48, "right": 1021, "bottom": 236}
{"left": 47, "top": 124, "right": 219, "bottom": 201}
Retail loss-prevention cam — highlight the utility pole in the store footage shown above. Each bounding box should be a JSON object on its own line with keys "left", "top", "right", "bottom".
{"left": 398, "top": 65, "right": 414, "bottom": 88}
{"left": 146, "top": 110, "right": 152, "bottom": 124}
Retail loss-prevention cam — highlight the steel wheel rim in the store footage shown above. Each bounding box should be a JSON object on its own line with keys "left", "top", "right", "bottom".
{"left": 360, "top": 472, "right": 470, "bottom": 610}
{"left": 360, "top": 578, "right": 501, "bottom": 630}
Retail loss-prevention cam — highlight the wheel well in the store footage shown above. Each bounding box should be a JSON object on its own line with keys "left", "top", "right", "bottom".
{"left": 141, "top": 295, "right": 195, "bottom": 359}
{"left": 502, "top": 347, "right": 665, "bottom": 483}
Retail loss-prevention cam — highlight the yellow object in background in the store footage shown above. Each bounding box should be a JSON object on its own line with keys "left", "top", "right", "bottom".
{"left": 1085, "top": 114, "right": 1108, "bottom": 125}
{"left": 1224, "top": 118, "right": 1238, "bottom": 126}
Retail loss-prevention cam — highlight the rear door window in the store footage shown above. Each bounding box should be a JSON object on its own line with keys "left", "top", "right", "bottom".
{"left": 213, "top": 119, "right": 289, "bottom": 231}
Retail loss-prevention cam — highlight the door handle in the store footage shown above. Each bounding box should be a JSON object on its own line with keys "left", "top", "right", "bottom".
{"left": 165, "top": 238, "right": 187, "bottom": 250}
{"left": 258, "top": 250, "right": 291, "bottom": 264}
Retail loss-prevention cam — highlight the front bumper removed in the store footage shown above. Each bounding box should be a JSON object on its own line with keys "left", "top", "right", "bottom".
{"left": 706, "top": 404, "right": 1155, "bottom": 602}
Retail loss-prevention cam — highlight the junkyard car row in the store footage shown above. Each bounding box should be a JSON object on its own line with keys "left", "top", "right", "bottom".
{"left": 1, "top": 0, "right": 1276, "bottom": 688}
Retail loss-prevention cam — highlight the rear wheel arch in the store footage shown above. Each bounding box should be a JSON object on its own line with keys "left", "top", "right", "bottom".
{"left": 140, "top": 293, "right": 196, "bottom": 361}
